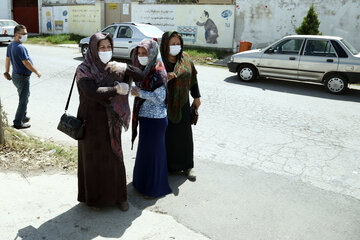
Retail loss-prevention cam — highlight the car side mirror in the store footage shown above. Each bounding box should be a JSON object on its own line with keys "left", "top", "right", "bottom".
{"left": 265, "top": 48, "right": 274, "bottom": 54}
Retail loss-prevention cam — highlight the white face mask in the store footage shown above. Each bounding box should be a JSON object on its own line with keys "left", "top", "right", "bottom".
{"left": 169, "top": 45, "right": 181, "bottom": 56}
{"left": 20, "top": 34, "right": 28, "bottom": 43}
{"left": 138, "top": 56, "right": 149, "bottom": 66}
{"left": 98, "top": 51, "right": 112, "bottom": 64}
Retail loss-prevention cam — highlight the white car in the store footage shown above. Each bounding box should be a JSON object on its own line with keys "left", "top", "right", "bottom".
{"left": 79, "top": 22, "right": 164, "bottom": 59}
{"left": 0, "top": 19, "right": 18, "bottom": 43}
{"left": 228, "top": 35, "right": 360, "bottom": 94}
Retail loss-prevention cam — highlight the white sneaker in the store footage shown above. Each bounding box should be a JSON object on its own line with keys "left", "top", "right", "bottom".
{"left": 185, "top": 169, "right": 196, "bottom": 182}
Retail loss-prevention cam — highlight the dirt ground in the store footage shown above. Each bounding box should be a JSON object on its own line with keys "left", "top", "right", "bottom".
{"left": 0, "top": 127, "right": 77, "bottom": 175}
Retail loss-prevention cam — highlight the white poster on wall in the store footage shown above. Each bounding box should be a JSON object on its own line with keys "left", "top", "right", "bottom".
{"left": 132, "top": 3, "right": 235, "bottom": 48}
{"left": 123, "top": 3, "right": 129, "bottom": 15}
{"left": 53, "top": 6, "right": 69, "bottom": 33}
{"left": 41, "top": 7, "right": 54, "bottom": 33}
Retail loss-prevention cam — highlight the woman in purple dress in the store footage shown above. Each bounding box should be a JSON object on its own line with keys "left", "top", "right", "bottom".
{"left": 76, "top": 32, "right": 144, "bottom": 211}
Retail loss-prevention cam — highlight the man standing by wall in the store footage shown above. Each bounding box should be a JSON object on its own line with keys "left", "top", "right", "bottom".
{"left": 4, "top": 24, "right": 41, "bottom": 129}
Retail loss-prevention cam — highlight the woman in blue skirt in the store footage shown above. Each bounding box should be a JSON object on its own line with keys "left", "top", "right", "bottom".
{"left": 130, "top": 39, "right": 172, "bottom": 198}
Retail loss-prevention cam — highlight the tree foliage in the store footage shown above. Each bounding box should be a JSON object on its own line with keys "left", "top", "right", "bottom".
{"left": 296, "top": 4, "right": 322, "bottom": 35}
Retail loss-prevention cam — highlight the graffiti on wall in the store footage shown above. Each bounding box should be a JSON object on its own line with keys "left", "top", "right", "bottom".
{"left": 40, "top": 4, "right": 101, "bottom": 36}
{"left": 132, "top": 3, "right": 235, "bottom": 48}
{"left": 68, "top": 4, "right": 101, "bottom": 36}
{"left": 131, "top": 5, "right": 176, "bottom": 30}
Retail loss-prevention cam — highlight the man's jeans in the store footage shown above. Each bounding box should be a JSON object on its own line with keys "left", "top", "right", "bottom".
{"left": 12, "top": 73, "right": 30, "bottom": 126}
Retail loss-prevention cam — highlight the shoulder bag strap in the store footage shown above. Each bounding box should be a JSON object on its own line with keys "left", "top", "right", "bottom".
{"left": 65, "top": 73, "right": 77, "bottom": 112}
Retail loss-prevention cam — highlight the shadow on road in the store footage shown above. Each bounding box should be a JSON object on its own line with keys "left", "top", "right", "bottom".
{"left": 73, "top": 56, "right": 84, "bottom": 61}
{"left": 15, "top": 176, "right": 186, "bottom": 240}
{"left": 224, "top": 75, "right": 360, "bottom": 103}
{"left": 15, "top": 182, "right": 161, "bottom": 240}
{"left": 0, "top": 42, "right": 10, "bottom": 48}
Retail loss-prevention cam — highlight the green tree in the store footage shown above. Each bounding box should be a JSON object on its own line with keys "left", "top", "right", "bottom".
{"left": 296, "top": 4, "right": 322, "bottom": 35}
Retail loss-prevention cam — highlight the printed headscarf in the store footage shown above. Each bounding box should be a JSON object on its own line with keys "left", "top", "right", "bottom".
{"left": 131, "top": 39, "right": 167, "bottom": 149}
{"left": 76, "top": 32, "right": 130, "bottom": 159}
{"left": 160, "top": 31, "right": 198, "bottom": 123}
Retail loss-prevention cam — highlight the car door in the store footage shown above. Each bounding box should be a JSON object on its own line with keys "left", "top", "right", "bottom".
{"left": 298, "top": 39, "right": 339, "bottom": 82}
{"left": 259, "top": 38, "right": 304, "bottom": 80}
{"left": 113, "top": 25, "right": 133, "bottom": 58}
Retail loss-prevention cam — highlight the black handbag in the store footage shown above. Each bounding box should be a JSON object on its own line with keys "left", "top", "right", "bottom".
{"left": 57, "top": 74, "right": 86, "bottom": 140}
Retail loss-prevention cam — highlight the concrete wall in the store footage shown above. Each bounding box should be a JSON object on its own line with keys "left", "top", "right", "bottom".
{"left": 235, "top": 0, "right": 360, "bottom": 51}
{"left": 42, "top": 0, "right": 95, "bottom": 4}
{"left": 0, "top": 0, "right": 12, "bottom": 19}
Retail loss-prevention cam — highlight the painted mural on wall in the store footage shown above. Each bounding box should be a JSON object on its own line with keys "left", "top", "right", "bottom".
{"left": 132, "top": 3, "right": 235, "bottom": 48}
{"left": 196, "top": 10, "right": 219, "bottom": 44}
{"left": 41, "top": 6, "right": 70, "bottom": 34}
{"left": 42, "top": 7, "right": 53, "bottom": 33}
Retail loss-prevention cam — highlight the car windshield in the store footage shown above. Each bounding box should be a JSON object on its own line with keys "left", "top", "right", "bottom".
{"left": 136, "top": 25, "right": 163, "bottom": 36}
{"left": 0, "top": 20, "right": 18, "bottom": 27}
{"left": 340, "top": 39, "right": 359, "bottom": 55}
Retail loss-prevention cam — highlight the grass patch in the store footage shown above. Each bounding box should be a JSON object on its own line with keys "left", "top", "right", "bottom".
{"left": 0, "top": 126, "right": 77, "bottom": 174}
{"left": 26, "top": 33, "right": 230, "bottom": 64}
{"left": 184, "top": 47, "right": 230, "bottom": 64}
{"left": 28, "top": 33, "right": 85, "bottom": 45}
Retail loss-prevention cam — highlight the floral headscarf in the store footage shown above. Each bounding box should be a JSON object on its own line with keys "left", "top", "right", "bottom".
{"left": 76, "top": 32, "right": 130, "bottom": 159}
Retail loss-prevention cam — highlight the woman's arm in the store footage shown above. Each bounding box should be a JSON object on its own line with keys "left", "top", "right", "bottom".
{"left": 138, "top": 85, "right": 166, "bottom": 103}
{"left": 125, "top": 64, "right": 145, "bottom": 83}
{"left": 77, "top": 77, "right": 117, "bottom": 102}
{"left": 190, "top": 64, "right": 201, "bottom": 109}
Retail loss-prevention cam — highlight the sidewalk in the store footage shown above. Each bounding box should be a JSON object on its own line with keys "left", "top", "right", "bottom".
{"left": 2, "top": 157, "right": 360, "bottom": 240}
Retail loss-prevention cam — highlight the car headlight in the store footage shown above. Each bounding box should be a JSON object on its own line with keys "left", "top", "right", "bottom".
{"left": 230, "top": 56, "right": 234, "bottom": 62}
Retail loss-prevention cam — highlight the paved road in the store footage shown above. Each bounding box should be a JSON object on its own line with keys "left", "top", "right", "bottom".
{"left": 1, "top": 44, "right": 360, "bottom": 239}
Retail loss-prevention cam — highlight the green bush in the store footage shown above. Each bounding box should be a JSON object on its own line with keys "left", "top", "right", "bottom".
{"left": 296, "top": 4, "right": 322, "bottom": 35}
{"left": 28, "top": 33, "right": 85, "bottom": 44}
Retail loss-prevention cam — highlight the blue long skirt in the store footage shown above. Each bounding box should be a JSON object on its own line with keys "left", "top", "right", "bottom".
{"left": 133, "top": 117, "right": 172, "bottom": 198}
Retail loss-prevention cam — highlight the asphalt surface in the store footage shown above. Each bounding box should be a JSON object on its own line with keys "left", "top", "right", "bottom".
{"left": 1, "top": 43, "right": 360, "bottom": 239}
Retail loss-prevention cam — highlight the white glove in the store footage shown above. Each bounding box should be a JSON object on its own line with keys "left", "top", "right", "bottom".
{"left": 115, "top": 82, "right": 129, "bottom": 95}
{"left": 105, "top": 61, "right": 127, "bottom": 75}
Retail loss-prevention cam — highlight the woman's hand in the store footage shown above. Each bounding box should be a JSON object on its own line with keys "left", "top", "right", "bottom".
{"left": 131, "top": 86, "right": 140, "bottom": 97}
{"left": 192, "top": 98, "right": 201, "bottom": 110}
{"left": 167, "top": 72, "right": 177, "bottom": 81}
{"left": 105, "top": 61, "right": 127, "bottom": 75}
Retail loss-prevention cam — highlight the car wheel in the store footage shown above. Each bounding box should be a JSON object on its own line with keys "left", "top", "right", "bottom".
{"left": 81, "top": 44, "right": 89, "bottom": 58}
{"left": 237, "top": 64, "right": 257, "bottom": 82}
{"left": 324, "top": 74, "right": 348, "bottom": 94}
{"left": 130, "top": 49, "right": 135, "bottom": 60}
